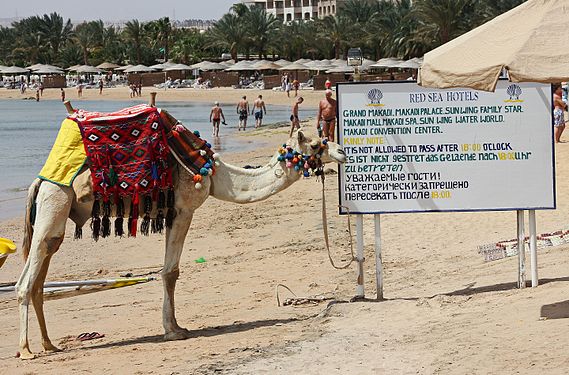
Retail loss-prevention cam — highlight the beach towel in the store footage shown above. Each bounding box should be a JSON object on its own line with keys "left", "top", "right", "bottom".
{"left": 38, "top": 118, "right": 87, "bottom": 186}
{"left": 74, "top": 104, "right": 174, "bottom": 239}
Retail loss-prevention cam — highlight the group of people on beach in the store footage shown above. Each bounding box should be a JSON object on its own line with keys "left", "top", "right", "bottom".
{"left": 209, "top": 89, "right": 337, "bottom": 142}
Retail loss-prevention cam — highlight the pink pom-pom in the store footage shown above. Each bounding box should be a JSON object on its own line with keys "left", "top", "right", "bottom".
{"left": 304, "top": 162, "right": 309, "bottom": 169}
{"left": 286, "top": 161, "right": 293, "bottom": 168}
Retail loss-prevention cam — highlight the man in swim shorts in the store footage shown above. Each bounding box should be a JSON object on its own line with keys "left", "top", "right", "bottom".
{"left": 252, "top": 95, "right": 267, "bottom": 128}
{"left": 236, "top": 95, "right": 249, "bottom": 131}
{"left": 210, "top": 101, "right": 225, "bottom": 137}
{"left": 316, "top": 89, "right": 337, "bottom": 142}
{"left": 289, "top": 96, "right": 304, "bottom": 137}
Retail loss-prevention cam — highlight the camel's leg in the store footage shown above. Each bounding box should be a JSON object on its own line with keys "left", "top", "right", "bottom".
{"left": 162, "top": 210, "right": 193, "bottom": 340}
{"left": 32, "top": 253, "right": 61, "bottom": 352}
{"left": 16, "top": 183, "right": 72, "bottom": 359}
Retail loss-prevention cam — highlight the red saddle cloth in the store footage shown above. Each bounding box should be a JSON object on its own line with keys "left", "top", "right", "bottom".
{"left": 72, "top": 104, "right": 174, "bottom": 239}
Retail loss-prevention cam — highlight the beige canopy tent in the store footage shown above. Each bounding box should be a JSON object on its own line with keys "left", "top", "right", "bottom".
{"left": 96, "top": 62, "right": 121, "bottom": 70}
{"left": 419, "top": 0, "right": 569, "bottom": 92}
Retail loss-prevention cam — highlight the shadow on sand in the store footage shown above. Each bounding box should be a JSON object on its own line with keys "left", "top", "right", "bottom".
{"left": 80, "top": 317, "right": 302, "bottom": 351}
{"left": 540, "top": 300, "right": 569, "bottom": 320}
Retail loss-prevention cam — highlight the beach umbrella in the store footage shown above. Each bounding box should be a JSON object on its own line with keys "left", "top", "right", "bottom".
{"left": 275, "top": 59, "right": 291, "bottom": 66}
{"left": 96, "top": 62, "right": 121, "bottom": 70}
{"left": 224, "top": 60, "right": 256, "bottom": 71}
{"left": 278, "top": 62, "right": 310, "bottom": 71}
{"left": 419, "top": 0, "right": 569, "bottom": 91}
{"left": 115, "top": 64, "right": 133, "bottom": 71}
{"left": 253, "top": 61, "right": 282, "bottom": 70}
{"left": 371, "top": 58, "right": 405, "bottom": 69}
{"left": 219, "top": 60, "right": 235, "bottom": 67}
{"left": 326, "top": 65, "right": 355, "bottom": 74}
{"left": 33, "top": 67, "right": 66, "bottom": 75}
{"left": 124, "top": 64, "right": 155, "bottom": 73}
{"left": 294, "top": 58, "right": 311, "bottom": 64}
{"left": 163, "top": 63, "right": 193, "bottom": 71}
{"left": 28, "top": 64, "right": 64, "bottom": 73}
{"left": 190, "top": 61, "right": 213, "bottom": 69}
{"left": 150, "top": 61, "right": 177, "bottom": 70}
{"left": 197, "top": 62, "right": 227, "bottom": 71}
{"left": 0, "top": 66, "right": 29, "bottom": 74}
{"left": 75, "top": 65, "right": 104, "bottom": 73}
{"left": 395, "top": 57, "right": 423, "bottom": 69}
{"left": 66, "top": 64, "right": 82, "bottom": 71}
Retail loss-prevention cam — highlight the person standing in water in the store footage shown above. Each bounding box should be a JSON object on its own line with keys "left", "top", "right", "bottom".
{"left": 289, "top": 96, "right": 304, "bottom": 137}
{"left": 236, "top": 95, "right": 249, "bottom": 131}
{"left": 252, "top": 95, "right": 267, "bottom": 128}
{"left": 210, "top": 101, "right": 225, "bottom": 138}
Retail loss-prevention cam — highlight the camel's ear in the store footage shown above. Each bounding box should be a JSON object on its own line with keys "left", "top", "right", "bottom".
{"left": 297, "top": 129, "right": 306, "bottom": 143}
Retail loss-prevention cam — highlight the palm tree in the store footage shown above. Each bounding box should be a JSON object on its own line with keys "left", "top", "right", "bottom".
{"left": 123, "top": 20, "right": 145, "bottom": 64}
{"left": 413, "top": 0, "right": 476, "bottom": 47}
{"left": 38, "top": 12, "right": 73, "bottom": 64}
{"left": 147, "top": 17, "right": 172, "bottom": 61}
{"left": 207, "top": 13, "right": 246, "bottom": 61}
{"left": 244, "top": 6, "right": 279, "bottom": 59}
{"left": 73, "top": 22, "right": 100, "bottom": 64}
{"left": 317, "top": 16, "right": 353, "bottom": 59}
{"left": 338, "top": 0, "right": 378, "bottom": 25}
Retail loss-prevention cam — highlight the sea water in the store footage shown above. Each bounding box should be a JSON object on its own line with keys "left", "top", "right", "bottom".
{"left": 0, "top": 99, "right": 312, "bottom": 219}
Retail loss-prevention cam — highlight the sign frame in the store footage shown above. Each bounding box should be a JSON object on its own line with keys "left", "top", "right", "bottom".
{"left": 336, "top": 80, "right": 556, "bottom": 216}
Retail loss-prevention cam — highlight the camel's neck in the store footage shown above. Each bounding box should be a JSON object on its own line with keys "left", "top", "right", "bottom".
{"left": 210, "top": 153, "right": 302, "bottom": 203}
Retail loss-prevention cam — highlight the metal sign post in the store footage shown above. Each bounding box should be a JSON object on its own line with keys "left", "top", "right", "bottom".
{"left": 355, "top": 214, "right": 365, "bottom": 298}
{"left": 374, "top": 214, "right": 383, "bottom": 300}
{"left": 517, "top": 210, "right": 526, "bottom": 288}
{"left": 529, "top": 210, "right": 538, "bottom": 287}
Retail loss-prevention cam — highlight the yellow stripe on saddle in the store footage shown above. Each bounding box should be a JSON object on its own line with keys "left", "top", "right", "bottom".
{"left": 38, "top": 118, "right": 87, "bottom": 186}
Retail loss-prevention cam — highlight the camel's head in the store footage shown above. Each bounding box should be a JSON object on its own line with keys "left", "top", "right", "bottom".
{"left": 286, "top": 128, "right": 346, "bottom": 164}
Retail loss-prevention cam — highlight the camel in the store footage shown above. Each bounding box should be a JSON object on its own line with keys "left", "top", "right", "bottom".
{"left": 15, "top": 114, "right": 346, "bottom": 359}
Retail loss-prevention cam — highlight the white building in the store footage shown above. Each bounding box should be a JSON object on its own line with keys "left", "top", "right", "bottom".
{"left": 241, "top": 0, "right": 345, "bottom": 22}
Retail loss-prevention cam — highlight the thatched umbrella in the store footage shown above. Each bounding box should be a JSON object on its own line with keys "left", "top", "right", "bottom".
{"left": 150, "top": 62, "right": 177, "bottom": 70}
{"left": 75, "top": 65, "right": 104, "bottom": 74}
{"left": 395, "top": 57, "right": 423, "bottom": 69}
{"left": 224, "top": 60, "right": 256, "bottom": 71}
{"left": 114, "top": 64, "right": 133, "bottom": 72}
{"left": 279, "top": 62, "right": 310, "bottom": 71}
{"left": 33, "top": 67, "right": 66, "bottom": 75}
{"left": 371, "top": 58, "right": 405, "bottom": 69}
{"left": 96, "top": 62, "right": 121, "bottom": 70}
{"left": 275, "top": 59, "right": 291, "bottom": 66}
{"left": 163, "top": 63, "right": 193, "bottom": 71}
{"left": 254, "top": 61, "right": 283, "bottom": 71}
{"left": 124, "top": 65, "right": 155, "bottom": 73}
{"left": 1, "top": 66, "right": 30, "bottom": 74}
{"left": 195, "top": 62, "right": 227, "bottom": 71}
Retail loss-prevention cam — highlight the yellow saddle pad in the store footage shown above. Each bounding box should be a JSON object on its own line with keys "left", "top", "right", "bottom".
{"left": 38, "top": 119, "right": 87, "bottom": 186}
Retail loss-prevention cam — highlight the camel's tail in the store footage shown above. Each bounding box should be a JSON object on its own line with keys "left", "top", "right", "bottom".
{"left": 22, "top": 178, "right": 42, "bottom": 262}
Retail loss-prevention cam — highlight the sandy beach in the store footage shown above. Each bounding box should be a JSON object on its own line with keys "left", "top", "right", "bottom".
{"left": 1, "top": 90, "right": 569, "bottom": 374}
{"left": 0, "top": 86, "right": 327, "bottom": 108}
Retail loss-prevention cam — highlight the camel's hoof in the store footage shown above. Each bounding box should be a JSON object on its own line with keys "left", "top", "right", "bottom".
{"left": 43, "top": 343, "right": 62, "bottom": 353}
{"left": 18, "top": 349, "right": 36, "bottom": 360}
{"left": 164, "top": 329, "right": 191, "bottom": 341}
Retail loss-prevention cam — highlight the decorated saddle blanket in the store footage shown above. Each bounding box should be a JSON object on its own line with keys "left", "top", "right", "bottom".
{"left": 38, "top": 104, "right": 216, "bottom": 240}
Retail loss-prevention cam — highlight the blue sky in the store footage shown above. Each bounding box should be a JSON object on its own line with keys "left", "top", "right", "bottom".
{"left": 3, "top": 0, "right": 236, "bottom": 21}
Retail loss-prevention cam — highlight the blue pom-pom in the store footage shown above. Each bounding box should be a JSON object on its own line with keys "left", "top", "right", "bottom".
{"left": 322, "top": 139, "right": 328, "bottom": 145}
{"left": 204, "top": 162, "right": 211, "bottom": 169}
{"left": 285, "top": 152, "right": 294, "bottom": 160}
{"left": 294, "top": 165, "right": 300, "bottom": 171}
{"left": 277, "top": 155, "right": 285, "bottom": 161}
{"left": 200, "top": 167, "right": 209, "bottom": 176}
{"left": 282, "top": 144, "right": 287, "bottom": 148}
{"left": 206, "top": 143, "right": 212, "bottom": 148}
{"left": 194, "top": 130, "right": 201, "bottom": 137}
{"left": 303, "top": 171, "right": 310, "bottom": 177}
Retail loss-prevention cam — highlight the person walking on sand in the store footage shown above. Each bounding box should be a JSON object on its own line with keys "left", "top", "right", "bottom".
{"left": 289, "top": 96, "right": 304, "bottom": 137}
{"left": 252, "top": 94, "right": 267, "bottom": 128}
{"left": 98, "top": 79, "right": 104, "bottom": 95}
{"left": 236, "top": 95, "right": 249, "bottom": 131}
{"left": 292, "top": 79, "right": 300, "bottom": 97}
{"left": 77, "top": 82, "right": 83, "bottom": 98}
{"left": 316, "top": 89, "right": 337, "bottom": 142}
{"left": 210, "top": 101, "right": 225, "bottom": 138}
{"left": 39, "top": 81, "right": 44, "bottom": 96}
{"left": 60, "top": 88, "right": 65, "bottom": 102}
{"left": 553, "top": 83, "right": 566, "bottom": 143}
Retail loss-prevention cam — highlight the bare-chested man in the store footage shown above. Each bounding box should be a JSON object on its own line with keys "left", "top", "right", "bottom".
{"left": 252, "top": 94, "right": 267, "bottom": 128}
{"left": 316, "top": 89, "right": 337, "bottom": 142}
{"left": 210, "top": 101, "right": 225, "bottom": 137}
{"left": 236, "top": 95, "right": 249, "bottom": 131}
{"left": 289, "top": 96, "right": 304, "bottom": 137}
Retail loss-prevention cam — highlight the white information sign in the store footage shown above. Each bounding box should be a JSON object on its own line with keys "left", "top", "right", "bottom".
{"left": 338, "top": 81, "right": 555, "bottom": 214}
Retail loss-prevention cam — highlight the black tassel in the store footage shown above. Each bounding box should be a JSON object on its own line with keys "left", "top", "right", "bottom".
{"left": 101, "top": 200, "right": 111, "bottom": 238}
{"left": 166, "top": 208, "right": 176, "bottom": 228}
{"left": 127, "top": 216, "right": 133, "bottom": 237}
{"left": 74, "top": 225, "right": 82, "bottom": 239}
{"left": 158, "top": 190, "right": 166, "bottom": 209}
{"left": 152, "top": 210, "right": 165, "bottom": 234}
{"left": 141, "top": 213, "right": 150, "bottom": 236}
{"left": 115, "top": 197, "right": 124, "bottom": 237}
{"left": 115, "top": 217, "right": 124, "bottom": 237}
{"left": 128, "top": 201, "right": 134, "bottom": 237}
{"left": 91, "top": 199, "right": 101, "bottom": 241}
{"left": 144, "top": 195, "right": 152, "bottom": 213}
